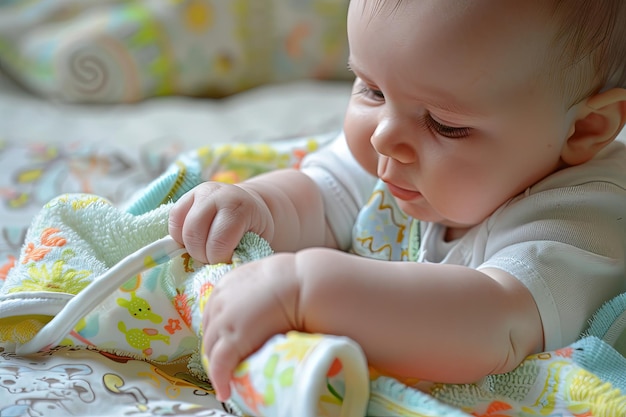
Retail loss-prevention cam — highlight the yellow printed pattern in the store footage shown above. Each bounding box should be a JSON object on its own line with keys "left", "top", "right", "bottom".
{"left": 352, "top": 179, "right": 419, "bottom": 261}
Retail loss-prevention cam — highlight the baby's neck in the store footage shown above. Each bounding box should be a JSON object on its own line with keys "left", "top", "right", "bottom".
{"left": 444, "top": 226, "right": 470, "bottom": 242}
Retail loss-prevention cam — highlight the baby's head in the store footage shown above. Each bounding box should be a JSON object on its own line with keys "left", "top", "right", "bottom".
{"left": 343, "top": 0, "right": 626, "bottom": 230}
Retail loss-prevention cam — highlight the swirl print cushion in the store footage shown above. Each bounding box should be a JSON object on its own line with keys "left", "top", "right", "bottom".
{"left": 0, "top": 0, "right": 350, "bottom": 103}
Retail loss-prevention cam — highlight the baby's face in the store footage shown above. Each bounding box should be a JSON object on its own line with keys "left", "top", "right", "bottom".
{"left": 344, "top": 0, "right": 578, "bottom": 231}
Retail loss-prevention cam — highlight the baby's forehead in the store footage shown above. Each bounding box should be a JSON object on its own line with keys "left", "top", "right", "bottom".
{"left": 348, "top": 0, "right": 577, "bottom": 109}
{"left": 354, "top": 0, "right": 559, "bottom": 36}
{"left": 351, "top": 1, "right": 558, "bottom": 64}
{"left": 351, "top": 0, "right": 626, "bottom": 108}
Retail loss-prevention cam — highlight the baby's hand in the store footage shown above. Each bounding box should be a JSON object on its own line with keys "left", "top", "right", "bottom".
{"left": 202, "top": 252, "right": 301, "bottom": 401}
{"left": 168, "top": 182, "right": 274, "bottom": 264}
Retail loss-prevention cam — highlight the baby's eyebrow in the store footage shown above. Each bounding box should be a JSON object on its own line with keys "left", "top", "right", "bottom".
{"left": 428, "top": 100, "right": 479, "bottom": 117}
{"left": 412, "top": 84, "right": 488, "bottom": 118}
{"left": 346, "top": 58, "right": 365, "bottom": 77}
{"left": 348, "top": 57, "right": 483, "bottom": 118}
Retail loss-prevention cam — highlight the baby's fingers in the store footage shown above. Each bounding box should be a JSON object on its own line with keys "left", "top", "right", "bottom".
{"left": 168, "top": 192, "right": 194, "bottom": 247}
{"left": 169, "top": 183, "right": 248, "bottom": 264}
{"left": 169, "top": 192, "right": 216, "bottom": 263}
{"left": 205, "top": 336, "right": 240, "bottom": 402}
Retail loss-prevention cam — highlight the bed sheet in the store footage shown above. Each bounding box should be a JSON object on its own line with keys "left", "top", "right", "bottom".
{"left": 0, "top": 347, "right": 239, "bottom": 417}
{"left": 0, "top": 71, "right": 351, "bottom": 416}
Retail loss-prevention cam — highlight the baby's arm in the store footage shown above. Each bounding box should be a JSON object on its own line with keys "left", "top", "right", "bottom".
{"left": 168, "top": 169, "right": 334, "bottom": 264}
{"left": 203, "top": 247, "right": 543, "bottom": 400}
{"left": 296, "top": 249, "right": 543, "bottom": 380}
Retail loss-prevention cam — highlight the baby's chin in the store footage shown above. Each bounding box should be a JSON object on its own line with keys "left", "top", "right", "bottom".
{"left": 398, "top": 201, "right": 481, "bottom": 232}
{"left": 393, "top": 198, "right": 444, "bottom": 223}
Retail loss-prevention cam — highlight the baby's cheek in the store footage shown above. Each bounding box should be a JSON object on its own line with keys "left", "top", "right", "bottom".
{"left": 442, "top": 184, "right": 499, "bottom": 226}
{"left": 344, "top": 110, "right": 379, "bottom": 176}
{"left": 346, "top": 132, "right": 379, "bottom": 176}
{"left": 354, "top": 152, "right": 378, "bottom": 177}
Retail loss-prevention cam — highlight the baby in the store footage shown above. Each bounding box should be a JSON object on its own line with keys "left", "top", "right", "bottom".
{"left": 169, "top": 0, "right": 626, "bottom": 401}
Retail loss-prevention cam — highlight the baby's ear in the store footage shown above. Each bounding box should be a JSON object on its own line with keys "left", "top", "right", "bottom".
{"left": 561, "top": 88, "right": 626, "bottom": 166}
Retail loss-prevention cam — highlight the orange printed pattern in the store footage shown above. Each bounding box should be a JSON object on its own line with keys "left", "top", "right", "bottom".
{"left": 0, "top": 256, "right": 16, "bottom": 281}
{"left": 22, "top": 228, "right": 67, "bottom": 264}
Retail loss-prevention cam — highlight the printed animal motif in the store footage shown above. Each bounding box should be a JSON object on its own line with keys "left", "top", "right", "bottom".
{"left": 103, "top": 372, "right": 149, "bottom": 405}
{"left": 1, "top": 398, "right": 72, "bottom": 417}
{"left": 117, "top": 291, "right": 163, "bottom": 323}
{"left": 118, "top": 322, "right": 170, "bottom": 356}
{"left": 138, "top": 366, "right": 214, "bottom": 399}
{"left": 0, "top": 362, "right": 96, "bottom": 416}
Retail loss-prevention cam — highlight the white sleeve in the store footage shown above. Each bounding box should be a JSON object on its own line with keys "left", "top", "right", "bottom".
{"left": 300, "top": 132, "right": 377, "bottom": 250}
{"left": 479, "top": 180, "right": 626, "bottom": 350}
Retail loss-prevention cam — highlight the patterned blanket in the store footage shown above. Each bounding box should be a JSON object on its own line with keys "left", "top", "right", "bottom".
{"left": 1, "top": 135, "right": 626, "bottom": 417}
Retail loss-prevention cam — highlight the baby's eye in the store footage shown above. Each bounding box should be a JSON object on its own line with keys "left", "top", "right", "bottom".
{"left": 354, "top": 85, "right": 385, "bottom": 102}
{"left": 425, "top": 114, "right": 472, "bottom": 139}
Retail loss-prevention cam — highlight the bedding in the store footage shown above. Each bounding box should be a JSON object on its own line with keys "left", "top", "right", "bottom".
{"left": 2, "top": 127, "right": 626, "bottom": 416}
{"left": 0, "top": 69, "right": 353, "bottom": 270}
{"left": 0, "top": 66, "right": 352, "bottom": 416}
{"left": 1, "top": 10, "right": 626, "bottom": 410}
{"left": 0, "top": 0, "right": 351, "bottom": 103}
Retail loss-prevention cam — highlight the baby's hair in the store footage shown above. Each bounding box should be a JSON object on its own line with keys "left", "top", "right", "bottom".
{"left": 549, "top": 0, "right": 626, "bottom": 106}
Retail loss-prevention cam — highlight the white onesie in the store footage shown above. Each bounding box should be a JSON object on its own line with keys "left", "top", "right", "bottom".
{"left": 301, "top": 131, "right": 626, "bottom": 351}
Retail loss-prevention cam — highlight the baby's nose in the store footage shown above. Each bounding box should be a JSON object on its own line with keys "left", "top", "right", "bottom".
{"left": 370, "top": 117, "right": 418, "bottom": 164}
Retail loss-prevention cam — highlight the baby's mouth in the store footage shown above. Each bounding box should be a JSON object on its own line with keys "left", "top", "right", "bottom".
{"left": 384, "top": 182, "right": 422, "bottom": 201}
